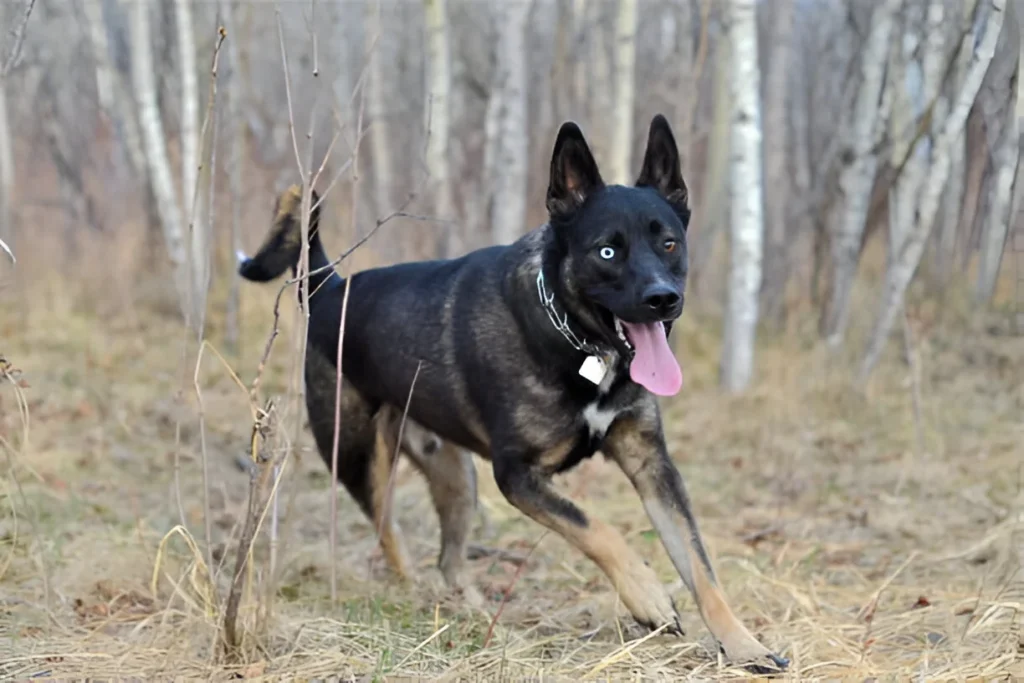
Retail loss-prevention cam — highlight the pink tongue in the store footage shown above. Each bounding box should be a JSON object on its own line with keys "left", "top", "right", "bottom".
{"left": 621, "top": 321, "right": 682, "bottom": 396}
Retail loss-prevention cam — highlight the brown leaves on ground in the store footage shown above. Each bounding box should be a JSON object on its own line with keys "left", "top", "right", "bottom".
{"left": 73, "top": 580, "right": 156, "bottom": 626}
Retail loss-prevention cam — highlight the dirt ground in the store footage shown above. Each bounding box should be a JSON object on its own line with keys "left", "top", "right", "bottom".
{"left": 1, "top": 267, "right": 1023, "bottom": 680}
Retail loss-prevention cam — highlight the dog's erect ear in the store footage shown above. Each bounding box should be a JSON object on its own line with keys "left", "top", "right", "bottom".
{"left": 635, "top": 114, "right": 688, "bottom": 210}
{"left": 546, "top": 121, "right": 604, "bottom": 218}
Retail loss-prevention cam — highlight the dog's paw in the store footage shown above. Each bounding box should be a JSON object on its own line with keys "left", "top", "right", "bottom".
{"left": 454, "top": 583, "right": 485, "bottom": 609}
{"left": 623, "top": 588, "right": 684, "bottom": 637}
{"left": 719, "top": 640, "right": 789, "bottom": 675}
{"left": 611, "top": 559, "right": 683, "bottom": 637}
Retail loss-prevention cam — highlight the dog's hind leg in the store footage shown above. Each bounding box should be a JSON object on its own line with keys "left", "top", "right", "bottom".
{"left": 368, "top": 417, "right": 416, "bottom": 581}
{"left": 304, "top": 358, "right": 414, "bottom": 582}
{"left": 603, "top": 415, "right": 789, "bottom": 674}
{"left": 405, "top": 442, "right": 478, "bottom": 596}
{"left": 379, "top": 407, "right": 478, "bottom": 598}
{"left": 492, "top": 453, "right": 682, "bottom": 634}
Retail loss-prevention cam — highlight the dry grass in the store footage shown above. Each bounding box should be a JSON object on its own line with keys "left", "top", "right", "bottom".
{"left": 2, "top": 231, "right": 1023, "bottom": 680}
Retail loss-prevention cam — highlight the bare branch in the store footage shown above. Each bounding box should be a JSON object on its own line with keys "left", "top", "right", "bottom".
{"left": 1, "top": 0, "right": 36, "bottom": 80}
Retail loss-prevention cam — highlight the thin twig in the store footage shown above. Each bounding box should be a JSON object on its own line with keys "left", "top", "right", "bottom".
{"left": 189, "top": 23, "right": 227, "bottom": 593}
{"left": 895, "top": 310, "right": 925, "bottom": 495}
{"left": 329, "top": 275, "right": 352, "bottom": 603}
{"left": 375, "top": 360, "right": 424, "bottom": 577}
{"left": 483, "top": 531, "right": 547, "bottom": 649}
{"left": 0, "top": 0, "right": 37, "bottom": 79}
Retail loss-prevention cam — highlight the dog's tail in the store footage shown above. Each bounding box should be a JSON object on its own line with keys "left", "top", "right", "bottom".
{"left": 237, "top": 185, "right": 339, "bottom": 295}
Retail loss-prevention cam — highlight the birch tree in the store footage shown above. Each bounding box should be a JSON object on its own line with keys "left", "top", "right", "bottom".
{"left": 367, "top": 2, "right": 394, "bottom": 219}
{"left": 691, "top": 31, "right": 731, "bottom": 295}
{"left": 423, "top": 0, "right": 455, "bottom": 255}
{"left": 759, "top": 0, "right": 796, "bottom": 325}
{"left": 490, "top": 0, "right": 531, "bottom": 245}
{"left": 821, "top": 0, "right": 902, "bottom": 347}
{"left": 131, "top": 0, "right": 189, "bottom": 311}
{"left": 83, "top": 0, "right": 146, "bottom": 179}
{"left": 888, "top": 0, "right": 948, "bottom": 289}
{"left": 976, "top": 0, "right": 1021, "bottom": 302}
{"left": 608, "top": 0, "right": 637, "bottom": 186}
{"left": 223, "top": 0, "right": 246, "bottom": 352}
{"left": 176, "top": 0, "right": 198, "bottom": 214}
{"left": 0, "top": 0, "right": 36, "bottom": 263}
{"left": 720, "top": 0, "right": 764, "bottom": 393}
{"left": 862, "top": 0, "right": 1006, "bottom": 381}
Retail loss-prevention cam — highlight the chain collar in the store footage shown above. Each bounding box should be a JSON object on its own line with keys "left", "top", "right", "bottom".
{"left": 536, "top": 268, "right": 606, "bottom": 357}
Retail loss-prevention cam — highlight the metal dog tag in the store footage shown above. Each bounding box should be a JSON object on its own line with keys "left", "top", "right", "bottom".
{"left": 578, "top": 355, "right": 607, "bottom": 385}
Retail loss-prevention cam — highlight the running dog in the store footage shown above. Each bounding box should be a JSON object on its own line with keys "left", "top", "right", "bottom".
{"left": 238, "top": 115, "right": 787, "bottom": 672}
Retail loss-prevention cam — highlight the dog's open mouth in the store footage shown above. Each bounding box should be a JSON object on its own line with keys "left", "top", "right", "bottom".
{"left": 611, "top": 316, "right": 682, "bottom": 397}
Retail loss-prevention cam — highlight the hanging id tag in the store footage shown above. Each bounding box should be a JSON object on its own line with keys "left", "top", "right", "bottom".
{"left": 578, "top": 355, "right": 608, "bottom": 385}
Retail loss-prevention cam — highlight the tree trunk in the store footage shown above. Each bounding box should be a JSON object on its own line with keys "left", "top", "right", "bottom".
{"left": 589, "top": 1, "right": 614, "bottom": 160}
{"left": 83, "top": 0, "right": 114, "bottom": 117}
{"left": 131, "top": 0, "right": 189, "bottom": 312}
{"left": 821, "top": 0, "right": 902, "bottom": 347}
{"left": 490, "top": 1, "right": 531, "bottom": 245}
{"left": 222, "top": 0, "right": 245, "bottom": 354}
{"left": 423, "top": 0, "right": 455, "bottom": 257}
{"left": 861, "top": 0, "right": 1006, "bottom": 382}
{"left": 691, "top": 28, "right": 731, "bottom": 295}
{"left": 608, "top": 0, "right": 637, "bottom": 185}
{"left": 720, "top": 0, "right": 764, "bottom": 393}
{"left": 367, "top": 2, "right": 394, "bottom": 221}
{"left": 176, "top": 0, "right": 198, "bottom": 212}
{"left": 975, "top": 0, "right": 1021, "bottom": 302}
{"left": 954, "top": 108, "right": 991, "bottom": 270}
{"left": 0, "top": 82, "right": 13, "bottom": 261}
{"left": 890, "top": 0, "right": 946, "bottom": 286}
{"left": 976, "top": 112, "right": 1020, "bottom": 302}
{"left": 935, "top": 130, "right": 966, "bottom": 280}
{"left": 759, "top": 0, "right": 796, "bottom": 326}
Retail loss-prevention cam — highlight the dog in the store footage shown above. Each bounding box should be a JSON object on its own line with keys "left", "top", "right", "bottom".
{"left": 238, "top": 115, "right": 788, "bottom": 672}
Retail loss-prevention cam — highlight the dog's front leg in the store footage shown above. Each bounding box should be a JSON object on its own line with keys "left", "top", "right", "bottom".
{"left": 492, "top": 454, "right": 682, "bottom": 634}
{"left": 603, "top": 416, "right": 789, "bottom": 674}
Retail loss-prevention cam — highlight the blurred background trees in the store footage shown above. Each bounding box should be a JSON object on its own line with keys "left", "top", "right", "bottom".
{"left": 1, "top": 0, "right": 1021, "bottom": 391}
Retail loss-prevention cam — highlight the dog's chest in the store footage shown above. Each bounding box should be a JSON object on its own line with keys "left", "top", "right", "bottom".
{"left": 580, "top": 356, "right": 627, "bottom": 440}
{"left": 582, "top": 401, "right": 622, "bottom": 440}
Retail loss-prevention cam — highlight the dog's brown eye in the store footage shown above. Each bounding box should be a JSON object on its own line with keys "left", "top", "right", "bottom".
{"left": 664, "top": 239, "right": 677, "bottom": 253}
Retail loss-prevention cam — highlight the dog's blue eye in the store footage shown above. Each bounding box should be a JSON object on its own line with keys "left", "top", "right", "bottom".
{"left": 599, "top": 247, "right": 615, "bottom": 260}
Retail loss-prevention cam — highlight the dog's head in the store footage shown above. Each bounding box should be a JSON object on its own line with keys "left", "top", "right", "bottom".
{"left": 545, "top": 115, "right": 690, "bottom": 396}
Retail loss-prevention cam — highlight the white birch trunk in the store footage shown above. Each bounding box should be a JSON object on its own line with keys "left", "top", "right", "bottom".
{"left": 480, "top": 61, "right": 502, "bottom": 242}
{"left": 0, "top": 83, "right": 13, "bottom": 260}
{"left": 861, "top": 0, "right": 1006, "bottom": 381}
{"left": 84, "top": 0, "right": 145, "bottom": 179}
{"left": 822, "top": 0, "right": 902, "bottom": 347}
{"left": 976, "top": 110, "right": 1020, "bottom": 302}
{"left": 935, "top": 133, "right": 967, "bottom": 277}
{"left": 424, "top": 0, "right": 455, "bottom": 256}
{"left": 590, "top": 2, "right": 613, "bottom": 160}
{"left": 176, "top": 0, "right": 204, "bottom": 329}
{"left": 976, "top": 0, "right": 1021, "bottom": 302}
{"left": 222, "top": 0, "right": 244, "bottom": 353}
{"left": 720, "top": 0, "right": 764, "bottom": 393}
{"left": 490, "top": 1, "right": 530, "bottom": 245}
{"left": 890, "top": 0, "right": 947, "bottom": 285}
{"left": 608, "top": 0, "right": 637, "bottom": 186}
{"left": 691, "top": 37, "right": 732, "bottom": 295}
{"left": 131, "top": 0, "right": 189, "bottom": 310}
{"left": 759, "top": 0, "right": 795, "bottom": 324}
{"left": 176, "top": 0, "right": 198, "bottom": 214}
{"left": 83, "top": 0, "right": 114, "bottom": 116}
{"left": 367, "top": 2, "right": 394, "bottom": 218}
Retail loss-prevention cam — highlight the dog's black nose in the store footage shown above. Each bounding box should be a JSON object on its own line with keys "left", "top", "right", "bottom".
{"left": 642, "top": 284, "right": 683, "bottom": 317}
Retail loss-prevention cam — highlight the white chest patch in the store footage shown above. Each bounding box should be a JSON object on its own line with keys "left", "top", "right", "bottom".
{"left": 582, "top": 401, "right": 621, "bottom": 440}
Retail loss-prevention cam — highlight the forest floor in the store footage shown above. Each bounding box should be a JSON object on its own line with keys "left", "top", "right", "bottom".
{"left": 1, "top": 269, "right": 1023, "bottom": 680}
